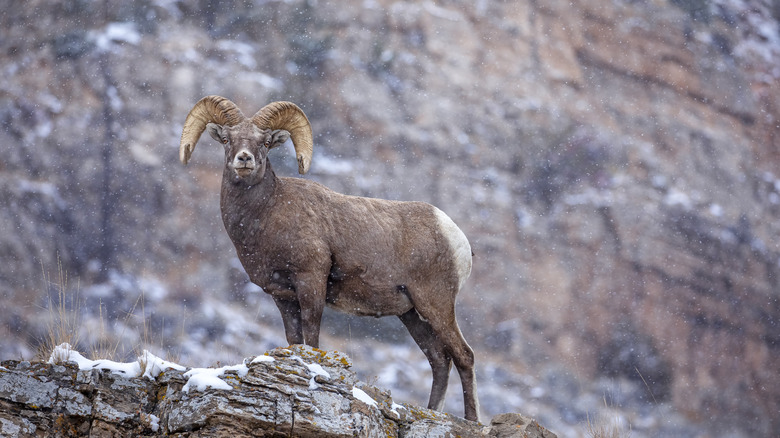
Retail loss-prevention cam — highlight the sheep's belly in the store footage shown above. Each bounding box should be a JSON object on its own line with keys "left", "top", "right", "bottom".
{"left": 326, "top": 280, "right": 413, "bottom": 317}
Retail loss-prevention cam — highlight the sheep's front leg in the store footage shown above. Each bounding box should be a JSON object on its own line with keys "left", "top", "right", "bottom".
{"left": 293, "top": 272, "right": 327, "bottom": 348}
{"left": 273, "top": 297, "right": 304, "bottom": 345}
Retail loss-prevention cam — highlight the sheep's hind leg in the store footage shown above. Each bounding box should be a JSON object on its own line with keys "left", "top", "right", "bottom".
{"left": 414, "top": 302, "right": 481, "bottom": 423}
{"left": 450, "top": 331, "right": 480, "bottom": 422}
{"left": 398, "top": 308, "right": 452, "bottom": 412}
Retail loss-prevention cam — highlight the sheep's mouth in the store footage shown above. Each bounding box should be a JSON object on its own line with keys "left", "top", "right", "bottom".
{"left": 234, "top": 166, "right": 255, "bottom": 177}
{"left": 233, "top": 163, "right": 255, "bottom": 177}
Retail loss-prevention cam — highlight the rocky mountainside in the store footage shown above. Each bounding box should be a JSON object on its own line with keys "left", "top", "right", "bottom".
{"left": 0, "top": 345, "right": 556, "bottom": 437}
{"left": 1, "top": 0, "right": 779, "bottom": 436}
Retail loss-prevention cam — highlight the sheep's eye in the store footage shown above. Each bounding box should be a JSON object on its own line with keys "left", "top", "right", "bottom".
{"left": 222, "top": 138, "right": 228, "bottom": 144}
{"left": 264, "top": 141, "right": 270, "bottom": 147}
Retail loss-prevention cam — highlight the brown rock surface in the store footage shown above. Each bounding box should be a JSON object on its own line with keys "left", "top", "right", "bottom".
{"left": 0, "top": 0, "right": 778, "bottom": 436}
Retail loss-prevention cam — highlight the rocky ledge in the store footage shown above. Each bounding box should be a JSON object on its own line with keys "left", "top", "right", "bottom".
{"left": 0, "top": 345, "right": 555, "bottom": 437}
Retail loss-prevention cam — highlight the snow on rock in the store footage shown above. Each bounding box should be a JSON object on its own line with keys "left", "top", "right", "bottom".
{"left": 48, "top": 343, "right": 187, "bottom": 380}
{"left": 663, "top": 188, "right": 692, "bottom": 209}
{"left": 144, "top": 413, "right": 160, "bottom": 432}
{"left": 182, "top": 363, "right": 249, "bottom": 393}
{"left": 48, "top": 343, "right": 141, "bottom": 377}
{"left": 312, "top": 153, "right": 355, "bottom": 175}
{"left": 17, "top": 180, "right": 67, "bottom": 210}
{"left": 139, "top": 350, "right": 186, "bottom": 379}
{"left": 294, "top": 355, "right": 332, "bottom": 389}
{"left": 250, "top": 354, "right": 275, "bottom": 364}
{"left": 238, "top": 71, "right": 284, "bottom": 91}
{"left": 297, "top": 357, "right": 331, "bottom": 378}
{"left": 182, "top": 368, "right": 233, "bottom": 392}
{"left": 91, "top": 22, "right": 142, "bottom": 50}
{"left": 352, "top": 386, "right": 378, "bottom": 408}
{"left": 215, "top": 40, "right": 257, "bottom": 69}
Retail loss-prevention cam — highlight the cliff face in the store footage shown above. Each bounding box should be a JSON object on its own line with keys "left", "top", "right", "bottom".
{"left": 0, "top": 346, "right": 556, "bottom": 438}
{"left": 1, "top": 0, "right": 779, "bottom": 436}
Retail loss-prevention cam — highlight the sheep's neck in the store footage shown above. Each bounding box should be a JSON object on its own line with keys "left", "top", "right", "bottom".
{"left": 220, "top": 161, "right": 277, "bottom": 234}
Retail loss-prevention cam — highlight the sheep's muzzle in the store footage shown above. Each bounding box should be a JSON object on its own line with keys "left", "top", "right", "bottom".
{"left": 232, "top": 151, "right": 256, "bottom": 176}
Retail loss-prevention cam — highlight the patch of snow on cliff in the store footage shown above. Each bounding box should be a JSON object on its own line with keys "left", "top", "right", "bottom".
{"left": 708, "top": 203, "right": 724, "bottom": 217}
{"left": 140, "top": 350, "right": 186, "bottom": 379}
{"left": 352, "top": 387, "right": 378, "bottom": 408}
{"left": 663, "top": 188, "right": 692, "bottom": 209}
{"left": 313, "top": 154, "right": 354, "bottom": 175}
{"left": 422, "top": 2, "right": 463, "bottom": 21}
{"left": 251, "top": 355, "right": 275, "bottom": 364}
{"left": 48, "top": 343, "right": 141, "bottom": 377}
{"left": 182, "top": 362, "right": 249, "bottom": 392}
{"left": 182, "top": 368, "right": 233, "bottom": 392}
{"left": 563, "top": 187, "right": 614, "bottom": 207}
{"left": 48, "top": 343, "right": 185, "bottom": 379}
{"left": 145, "top": 413, "right": 160, "bottom": 432}
{"left": 715, "top": 0, "right": 780, "bottom": 77}
{"left": 216, "top": 40, "right": 257, "bottom": 69}
{"left": 390, "top": 402, "right": 405, "bottom": 417}
{"left": 238, "top": 72, "right": 284, "bottom": 91}
{"left": 294, "top": 355, "right": 331, "bottom": 389}
{"left": 91, "top": 22, "right": 141, "bottom": 51}
{"left": 17, "top": 180, "right": 67, "bottom": 210}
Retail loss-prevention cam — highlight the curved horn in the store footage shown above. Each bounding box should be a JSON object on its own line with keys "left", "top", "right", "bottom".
{"left": 252, "top": 101, "right": 313, "bottom": 174}
{"left": 179, "top": 95, "right": 245, "bottom": 164}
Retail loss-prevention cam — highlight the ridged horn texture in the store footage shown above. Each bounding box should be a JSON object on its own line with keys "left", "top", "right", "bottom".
{"left": 252, "top": 101, "right": 314, "bottom": 174}
{"left": 179, "top": 95, "right": 245, "bottom": 164}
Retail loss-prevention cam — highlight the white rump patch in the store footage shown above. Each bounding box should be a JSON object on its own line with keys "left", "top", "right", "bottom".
{"left": 434, "top": 208, "right": 472, "bottom": 290}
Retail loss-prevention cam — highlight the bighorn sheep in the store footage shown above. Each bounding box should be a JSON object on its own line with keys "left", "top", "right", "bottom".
{"left": 178, "top": 95, "right": 480, "bottom": 421}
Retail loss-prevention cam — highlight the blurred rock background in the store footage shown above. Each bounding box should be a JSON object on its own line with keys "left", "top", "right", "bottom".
{"left": 1, "top": 0, "right": 778, "bottom": 436}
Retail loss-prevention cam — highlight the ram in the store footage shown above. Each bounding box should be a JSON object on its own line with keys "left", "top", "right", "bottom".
{"left": 178, "top": 95, "right": 480, "bottom": 421}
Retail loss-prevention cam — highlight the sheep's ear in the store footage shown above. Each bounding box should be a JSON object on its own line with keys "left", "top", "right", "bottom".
{"left": 268, "top": 129, "right": 290, "bottom": 150}
{"left": 206, "top": 123, "right": 224, "bottom": 143}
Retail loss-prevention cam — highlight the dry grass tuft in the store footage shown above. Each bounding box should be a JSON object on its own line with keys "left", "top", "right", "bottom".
{"left": 38, "top": 260, "right": 82, "bottom": 361}
{"left": 585, "top": 396, "right": 632, "bottom": 438}
{"left": 35, "top": 260, "right": 173, "bottom": 366}
{"left": 586, "top": 414, "right": 631, "bottom": 438}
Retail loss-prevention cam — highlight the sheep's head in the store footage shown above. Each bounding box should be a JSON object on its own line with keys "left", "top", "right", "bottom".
{"left": 206, "top": 120, "right": 293, "bottom": 183}
{"left": 179, "top": 96, "right": 313, "bottom": 178}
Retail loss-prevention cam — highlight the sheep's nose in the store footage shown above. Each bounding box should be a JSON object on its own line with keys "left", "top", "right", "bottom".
{"left": 237, "top": 152, "right": 252, "bottom": 162}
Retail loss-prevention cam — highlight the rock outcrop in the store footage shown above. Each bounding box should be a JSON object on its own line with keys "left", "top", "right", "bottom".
{"left": 1, "top": 0, "right": 779, "bottom": 436}
{"left": 0, "top": 345, "right": 555, "bottom": 438}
